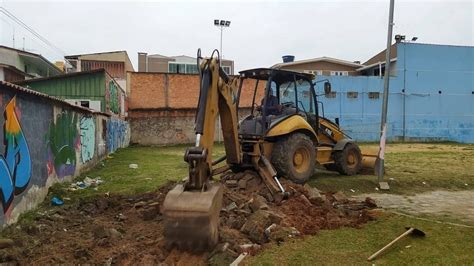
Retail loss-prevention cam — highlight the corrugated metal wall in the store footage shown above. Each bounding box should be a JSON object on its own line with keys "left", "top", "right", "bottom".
{"left": 21, "top": 72, "right": 106, "bottom": 112}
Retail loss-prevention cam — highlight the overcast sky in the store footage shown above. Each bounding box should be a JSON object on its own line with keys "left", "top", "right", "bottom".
{"left": 1, "top": 0, "right": 472, "bottom": 71}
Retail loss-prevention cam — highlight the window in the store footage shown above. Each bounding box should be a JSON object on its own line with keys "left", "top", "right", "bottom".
{"left": 304, "top": 70, "right": 322, "bottom": 75}
{"left": 347, "top": 91, "right": 358, "bottom": 99}
{"left": 325, "top": 92, "right": 336, "bottom": 98}
{"left": 80, "top": 101, "right": 90, "bottom": 108}
{"left": 168, "top": 63, "right": 186, "bottom": 73}
{"left": 330, "top": 71, "right": 348, "bottom": 76}
{"left": 368, "top": 92, "right": 380, "bottom": 99}
{"left": 222, "top": 66, "right": 231, "bottom": 75}
{"left": 168, "top": 63, "right": 177, "bottom": 73}
{"left": 170, "top": 63, "right": 200, "bottom": 74}
{"left": 186, "top": 64, "right": 199, "bottom": 74}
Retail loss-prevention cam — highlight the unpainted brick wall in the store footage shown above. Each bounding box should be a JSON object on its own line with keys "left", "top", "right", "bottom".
{"left": 129, "top": 72, "right": 264, "bottom": 109}
{"left": 129, "top": 73, "right": 264, "bottom": 145}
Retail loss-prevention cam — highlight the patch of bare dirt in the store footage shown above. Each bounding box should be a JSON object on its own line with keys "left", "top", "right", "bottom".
{"left": 0, "top": 174, "right": 377, "bottom": 265}
{"left": 357, "top": 190, "right": 474, "bottom": 224}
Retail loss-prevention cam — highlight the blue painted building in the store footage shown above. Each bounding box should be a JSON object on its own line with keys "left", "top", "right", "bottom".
{"left": 313, "top": 42, "right": 474, "bottom": 143}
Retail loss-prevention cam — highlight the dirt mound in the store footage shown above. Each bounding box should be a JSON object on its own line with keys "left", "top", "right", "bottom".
{"left": 0, "top": 175, "right": 376, "bottom": 264}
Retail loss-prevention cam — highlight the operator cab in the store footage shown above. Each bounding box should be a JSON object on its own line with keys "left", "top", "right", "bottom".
{"left": 237, "top": 68, "right": 331, "bottom": 139}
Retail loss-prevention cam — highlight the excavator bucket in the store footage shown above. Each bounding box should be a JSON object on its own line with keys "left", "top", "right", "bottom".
{"left": 360, "top": 148, "right": 378, "bottom": 175}
{"left": 162, "top": 183, "right": 223, "bottom": 251}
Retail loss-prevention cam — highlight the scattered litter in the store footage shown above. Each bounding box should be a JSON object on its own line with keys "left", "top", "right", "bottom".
{"left": 230, "top": 252, "right": 248, "bottom": 266}
{"left": 465, "top": 183, "right": 468, "bottom": 186}
{"left": 69, "top": 177, "right": 104, "bottom": 191}
{"left": 63, "top": 197, "right": 71, "bottom": 201}
{"left": 422, "top": 181, "right": 427, "bottom": 185}
{"left": 405, "top": 245, "right": 411, "bottom": 248}
{"left": 129, "top": 164, "right": 138, "bottom": 169}
{"left": 145, "top": 177, "right": 152, "bottom": 181}
{"left": 51, "top": 196, "right": 64, "bottom": 206}
{"left": 105, "top": 192, "right": 110, "bottom": 197}
{"left": 389, "top": 177, "right": 395, "bottom": 181}
{"left": 116, "top": 213, "right": 127, "bottom": 221}
{"left": 225, "top": 202, "right": 238, "bottom": 212}
{"left": 63, "top": 228, "right": 68, "bottom": 232}
{"left": 350, "top": 189, "right": 356, "bottom": 193}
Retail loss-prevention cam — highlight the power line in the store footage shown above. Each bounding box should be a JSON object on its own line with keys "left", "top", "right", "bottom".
{"left": 0, "top": 7, "right": 72, "bottom": 67}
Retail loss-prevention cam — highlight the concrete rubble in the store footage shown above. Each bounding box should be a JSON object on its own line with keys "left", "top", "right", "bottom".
{"left": 0, "top": 177, "right": 377, "bottom": 265}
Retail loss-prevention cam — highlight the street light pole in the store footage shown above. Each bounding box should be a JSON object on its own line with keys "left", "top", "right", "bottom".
{"left": 213, "top": 19, "right": 231, "bottom": 143}
{"left": 377, "top": 0, "right": 395, "bottom": 190}
{"left": 214, "top": 19, "right": 231, "bottom": 61}
{"left": 220, "top": 26, "right": 223, "bottom": 61}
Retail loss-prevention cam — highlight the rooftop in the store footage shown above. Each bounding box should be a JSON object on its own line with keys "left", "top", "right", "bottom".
{"left": 0, "top": 45, "right": 63, "bottom": 75}
{"left": 272, "top": 56, "right": 364, "bottom": 69}
{"left": 0, "top": 80, "right": 109, "bottom": 116}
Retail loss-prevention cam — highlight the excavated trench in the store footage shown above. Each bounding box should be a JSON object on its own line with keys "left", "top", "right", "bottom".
{"left": 0, "top": 173, "right": 377, "bottom": 265}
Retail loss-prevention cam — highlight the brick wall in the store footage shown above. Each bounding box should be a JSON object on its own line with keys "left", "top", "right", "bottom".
{"left": 129, "top": 72, "right": 263, "bottom": 145}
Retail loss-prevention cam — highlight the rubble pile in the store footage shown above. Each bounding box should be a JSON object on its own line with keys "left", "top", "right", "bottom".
{"left": 0, "top": 174, "right": 377, "bottom": 264}
{"left": 214, "top": 173, "right": 377, "bottom": 261}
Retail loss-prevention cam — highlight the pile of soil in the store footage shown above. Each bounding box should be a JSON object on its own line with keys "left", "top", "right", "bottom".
{"left": 0, "top": 173, "right": 377, "bottom": 264}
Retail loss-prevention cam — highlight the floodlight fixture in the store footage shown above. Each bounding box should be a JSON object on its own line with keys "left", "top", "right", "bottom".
{"left": 411, "top": 37, "right": 418, "bottom": 41}
{"left": 213, "top": 19, "right": 232, "bottom": 61}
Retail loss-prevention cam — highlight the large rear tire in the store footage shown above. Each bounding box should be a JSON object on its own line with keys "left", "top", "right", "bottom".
{"left": 333, "top": 143, "right": 362, "bottom": 175}
{"left": 271, "top": 133, "right": 316, "bottom": 184}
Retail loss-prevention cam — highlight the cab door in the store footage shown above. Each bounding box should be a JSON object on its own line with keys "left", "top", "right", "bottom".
{"left": 295, "top": 78, "right": 319, "bottom": 131}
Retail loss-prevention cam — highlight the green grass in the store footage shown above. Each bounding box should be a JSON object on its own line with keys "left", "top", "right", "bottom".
{"left": 8, "top": 142, "right": 474, "bottom": 264}
{"left": 45, "top": 142, "right": 473, "bottom": 201}
{"left": 311, "top": 143, "right": 474, "bottom": 195}
{"left": 248, "top": 212, "right": 474, "bottom": 265}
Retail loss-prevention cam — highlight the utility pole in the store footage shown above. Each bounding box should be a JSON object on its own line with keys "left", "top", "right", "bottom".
{"left": 377, "top": 0, "right": 395, "bottom": 190}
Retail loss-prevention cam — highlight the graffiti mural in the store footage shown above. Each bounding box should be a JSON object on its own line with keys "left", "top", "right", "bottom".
{"left": 0, "top": 97, "right": 32, "bottom": 213}
{"left": 79, "top": 116, "right": 95, "bottom": 163}
{"left": 107, "top": 119, "right": 128, "bottom": 153}
{"left": 109, "top": 81, "right": 120, "bottom": 114}
{"left": 46, "top": 110, "right": 78, "bottom": 178}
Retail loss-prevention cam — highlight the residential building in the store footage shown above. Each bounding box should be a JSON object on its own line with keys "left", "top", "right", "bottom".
{"left": 137, "top": 53, "right": 235, "bottom": 75}
{"left": 272, "top": 56, "right": 364, "bottom": 76}
{"left": 65, "top": 51, "right": 134, "bottom": 94}
{"left": 15, "top": 69, "right": 127, "bottom": 117}
{"left": 357, "top": 43, "right": 398, "bottom": 77}
{"left": 0, "top": 45, "right": 63, "bottom": 82}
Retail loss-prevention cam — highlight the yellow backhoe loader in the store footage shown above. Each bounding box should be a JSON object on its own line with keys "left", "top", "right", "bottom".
{"left": 162, "top": 50, "right": 376, "bottom": 250}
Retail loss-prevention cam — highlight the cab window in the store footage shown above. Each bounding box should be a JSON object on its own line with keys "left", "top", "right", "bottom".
{"left": 295, "top": 79, "right": 315, "bottom": 113}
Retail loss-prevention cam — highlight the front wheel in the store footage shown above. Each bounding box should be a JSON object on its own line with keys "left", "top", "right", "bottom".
{"left": 271, "top": 133, "right": 316, "bottom": 184}
{"left": 333, "top": 143, "right": 362, "bottom": 175}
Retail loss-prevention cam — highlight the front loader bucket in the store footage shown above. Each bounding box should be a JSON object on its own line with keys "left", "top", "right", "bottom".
{"left": 162, "top": 183, "right": 223, "bottom": 251}
{"left": 361, "top": 149, "right": 378, "bottom": 175}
